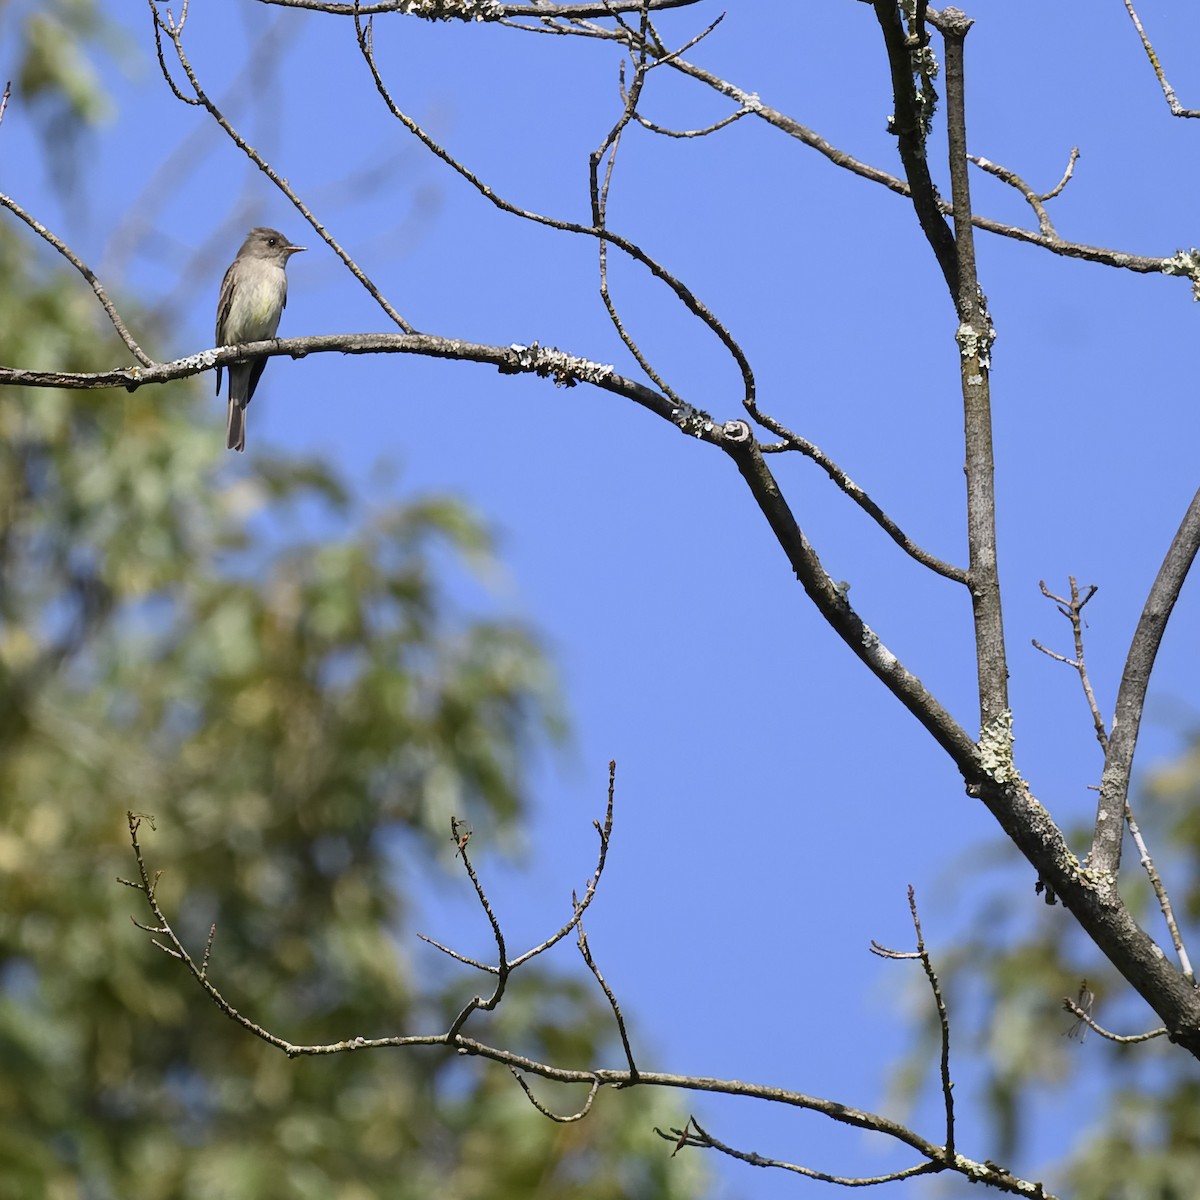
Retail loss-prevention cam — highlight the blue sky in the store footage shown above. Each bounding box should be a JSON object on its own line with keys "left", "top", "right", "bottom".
{"left": 7, "top": 1, "right": 1200, "bottom": 1195}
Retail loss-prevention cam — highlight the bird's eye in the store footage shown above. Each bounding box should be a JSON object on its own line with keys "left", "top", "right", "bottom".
{"left": 267, "top": 237, "right": 277, "bottom": 246}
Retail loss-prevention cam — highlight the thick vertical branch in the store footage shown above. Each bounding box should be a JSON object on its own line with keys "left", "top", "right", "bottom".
{"left": 940, "top": 8, "right": 1008, "bottom": 727}
{"left": 872, "top": 1, "right": 959, "bottom": 301}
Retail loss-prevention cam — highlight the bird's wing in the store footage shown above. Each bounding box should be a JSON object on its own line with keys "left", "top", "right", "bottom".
{"left": 214, "top": 259, "right": 239, "bottom": 395}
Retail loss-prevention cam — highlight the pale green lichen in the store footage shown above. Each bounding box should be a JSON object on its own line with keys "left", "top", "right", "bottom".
{"left": 508, "top": 343, "right": 612, "bottom": 388}
{"left": 398, "top": 0, "right": 504, "bottom": 20}
{"left": 978, "top": 709, "right": 1024, "bottom": 786}
{"left": 1162, "top": 248, "right": 1200, "bottom": 300}
{"left": 671, "top": 404, "right": 715, "bottom": 438}
{"left": 955, "top": 316, "right": 996, "bottom": 370}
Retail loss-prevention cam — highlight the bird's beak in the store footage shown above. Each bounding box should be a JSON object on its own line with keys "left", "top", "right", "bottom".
{"left": 286, "top": 244, "right": 307, "bottom": 256}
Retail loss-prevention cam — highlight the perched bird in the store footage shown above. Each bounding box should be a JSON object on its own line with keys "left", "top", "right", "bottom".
{"left": 214, "top": 227, "right": 306, "bottom": 452}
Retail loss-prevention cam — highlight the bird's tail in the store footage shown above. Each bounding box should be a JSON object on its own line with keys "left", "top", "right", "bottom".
{"left": 226, "top": 397, "right": 247, "bottom": 452}
{"left": 225, "top": 360, "right": 252, "bottom": 452}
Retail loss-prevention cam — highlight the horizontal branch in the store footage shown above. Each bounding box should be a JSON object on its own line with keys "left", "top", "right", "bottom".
{"left": 0, "top": 331, "right": 685, "bottom": 420}
{"left": 252, "top": 0, "right": 702, "bottom": 16}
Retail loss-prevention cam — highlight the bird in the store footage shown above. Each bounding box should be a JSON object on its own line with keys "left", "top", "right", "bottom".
{"left": 214, "top": 227, "right": 306, "bottom": 452}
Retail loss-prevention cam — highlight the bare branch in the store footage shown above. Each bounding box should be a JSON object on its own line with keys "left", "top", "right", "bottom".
{"left": 148, "top": 1, "right": 415, "bottom": 332}
{"left": 577, "top": 919, "right": 637, "bottom": 1077}
{"left": 256, "top": 0, "right": 702, "bottom": 15}
{"left": 1093, "top": 484, "right": 1200, "bottom": 878}
{"left": 871, "top": 887, "right": 955, "bottom": 1157}
{"left": 591, "top": 20, "right": 684, "bottom": 402}
{"left": 1062, "top": 992, "right": 1167, "bottom": 1045}
{"left": 765, "top": 433, "right": 968, "bottom": 583}
{"left": 511, "top": 1070, "right": 601, "bottom": 1121}
{"left": 545, "top": 18, "right": 1186, "bottom": 279}
{"left": 351, "top": 6, "right": 757, "bottom": 406}
{"left": 968, "top": 150, "right": 1079, "bottom": 239}
{"left": 937, "top": 9, "right": 1009, "bottom": 731}
{"left": 443, "top": 817, "right": 509, "bottom": 1038}
{"left": 0, "top": 192, "right": 156, "bottom": 366}
{"left": 1121, "top": 0, "right": 1200, "bottom": 118}
{"left": 119, "top": 818, "right": 1050, "bottom": 1198}
{"left": 507, "top": 759, "right": 616, "bottom": 969}
{"left": 872, "top": 0, "right": 959, "bottom": 301}
{"left": 719, "top": 422, "right": 981, "bottom": 772}
{"left": 665, "top": 1116, "right": 942, "bottom": 1187}
{"left": 1123, "top": 798, "right": 1195, "bottom": 983}
{"left": 1033, "top": 577, "right": 1108, "bottom": 751}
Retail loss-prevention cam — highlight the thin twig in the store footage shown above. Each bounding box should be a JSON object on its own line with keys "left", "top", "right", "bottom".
{"left": 0, "top": 194, "right": 155, "bottom": 366}
{"left": 662, "top": 1116, "right": 943, "bottom": 1187}
{"left": 1062, "top": 994, "right": 1167, "bottom": 1044}
{"left": 577, "top": 919, "right": 637, "bottom": 1077}
{"left": 1121, "top": 0, "right": 1200, "bottom": 118}
{"left": 968, "top": 153, "right": 1068, "bottom": 239}
{"left": 443, "top": 816, "right": 509, "bottom": 1039}
{"left": 510, "top": 1070, "right": 601, "bottom": 1121}
{"left": 256, "top": 0, "right": 703, "bottom": 14}
{"left": 536, "top": 19, "right": 1183, "bottom": 279}
{"left": 591, "top": 14, "right": 683, "bottom": 403}
{"left": 352, "top": 3, "right": 756, "bottom": 407}
{"left": 149, "top": 1, "right": 415, "bottom": 333}
{"left": 761, "top": 423, "right": 968, "bottom": 585}
{"left": 871, "top": 886, "right": 954, "bottom": 1159}
{"left": 1039, "top": 146, "right": 1081, "bottom": 201}
{"left": 421, "top": 759, "right": 617, "bottom": 973}
{"left": 1123, "top": 798, "right": 1195, "bottom": 982}
{"left": 1033, "top": 577, "right": 1108, "bottom": 750}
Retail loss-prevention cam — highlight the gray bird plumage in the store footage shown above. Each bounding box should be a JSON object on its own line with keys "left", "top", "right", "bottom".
{"left": 215, "top": 227, "right": 306, "bottom": 452}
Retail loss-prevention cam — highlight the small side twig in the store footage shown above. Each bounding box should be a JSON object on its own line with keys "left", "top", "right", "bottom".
{"left": 871, "top": 885, "right": 954, "bottom": 1159}
{"left": 577, "top": 916, "right": 637, "bottom": 1078}
{"left": 1062, "top": 992, "right": 1167, "bottom": 1045}
{"left": 658, "top": 1116, "right": 941, "bottom": 1187}
{"left": 443, "top": 816, "right": 509, "bottom": 1038}
{"left": 1032, "top": 577, "right": 1108, "bottom": 750}
{"left": 967, "top": 148, "right": 1080, "bottom": 239}
{"left": 510, "top": 1070, "right": 601, "bottom": 1122}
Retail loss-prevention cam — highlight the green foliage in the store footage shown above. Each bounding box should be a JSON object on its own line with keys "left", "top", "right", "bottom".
{"left": 0, "top": 222, "right": 704, "bottom": 1198}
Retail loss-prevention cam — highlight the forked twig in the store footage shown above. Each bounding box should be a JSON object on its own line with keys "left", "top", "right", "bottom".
{"left": 871, "top": 885, "right": 954, "bottom": 1158}
{"left": 659, "top": 1116, "right": 941, "bottom": 1187}
{"left": 968, "top": 148, "right": 1080, "bottom": 239}
{"left": 1032, "top": 577, "right": 1107, "bottom": 750}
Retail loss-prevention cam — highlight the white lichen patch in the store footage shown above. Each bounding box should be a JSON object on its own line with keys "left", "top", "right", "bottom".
{"left": 508, "top": 342, "right": 613, "bottom": 388}
{"left": 1162, "top": 248, "right": 1200, "bottom": 300}
{"left": 398, "top": 0, "right": 504, "bottom": 20}
{"left": 978, "top": 709, "right": 1024, "bottom": 785}
{"left": 670, "top": 404, "right": 714, "bottom": 438}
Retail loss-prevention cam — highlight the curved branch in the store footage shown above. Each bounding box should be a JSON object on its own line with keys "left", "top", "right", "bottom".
{"left": 351, "top": 8, "right": 756, "bottom": 407}
{"left": 544, "top": 18, "right": 1187, "bottom": 278}
{"left": 149, "top": 1, "right": 415, "bottom": 333}
{"left": 1093, "top": 484, "right": 1200, "bottom": 878}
